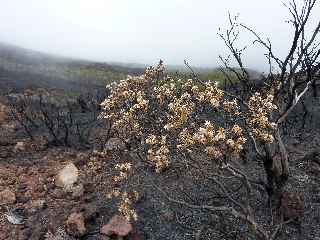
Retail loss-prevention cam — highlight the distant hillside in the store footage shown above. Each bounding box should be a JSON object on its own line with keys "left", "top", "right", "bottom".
{"left": 0, "top": 42, "right": 144, "bottom": 94}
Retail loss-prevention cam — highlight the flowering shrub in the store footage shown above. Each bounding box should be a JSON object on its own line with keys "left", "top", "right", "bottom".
{"left": 100, "top": 62, "right": 278, "bottom": 221}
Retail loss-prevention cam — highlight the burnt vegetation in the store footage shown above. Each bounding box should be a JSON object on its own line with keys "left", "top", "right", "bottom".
{"left": 7, "top": 90, "right": 105, "bottom": 148}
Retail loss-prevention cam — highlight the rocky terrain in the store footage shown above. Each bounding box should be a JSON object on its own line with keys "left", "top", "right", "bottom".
{"left": 0, "top": 102, "right": 141, "bottom": 239}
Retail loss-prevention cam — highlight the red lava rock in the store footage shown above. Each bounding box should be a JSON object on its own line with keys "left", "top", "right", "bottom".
{"left": 0, "top": 189, "right": 16, "bottom": 204}
{"left": 66, "top": 212, "right": 87, "bottom": 237}
{"left": 100, "top": 215, "right": 133, "bottom": 237}
{"left": 280, "top": 191, "right": 304, "bottom": 220}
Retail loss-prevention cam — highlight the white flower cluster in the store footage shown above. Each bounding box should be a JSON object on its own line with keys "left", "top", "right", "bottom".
{"left": 247, "top": 93, "right": 277, "bottom": 143}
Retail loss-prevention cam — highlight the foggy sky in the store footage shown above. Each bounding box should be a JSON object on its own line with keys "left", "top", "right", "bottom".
{"left": 0, "top": 0, "right": 319, "bottom": 70}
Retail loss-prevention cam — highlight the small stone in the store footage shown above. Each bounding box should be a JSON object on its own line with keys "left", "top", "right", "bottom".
{"left": 0, "top": 189, "right": 16, "bottom": 204}
{"left": 66, "top": 212, "right": 87, "bottom": 237}
{"left": 100, "top": 215, "right": 132, "bottom": 237}
{"left": 55, "top": 163, "right": 79, "bottom": 188}
{"left": 14, "top": 142, "right": 26, "bottom": 152}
